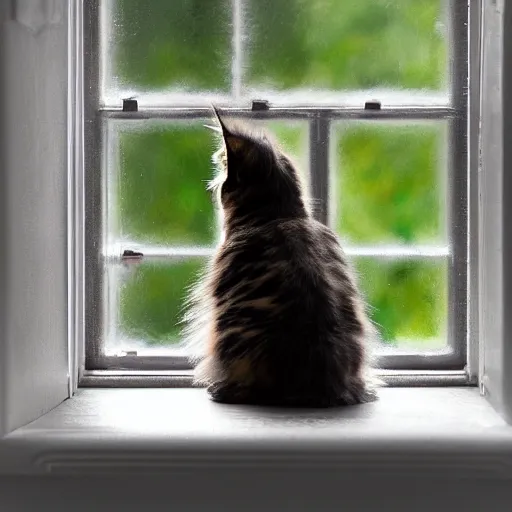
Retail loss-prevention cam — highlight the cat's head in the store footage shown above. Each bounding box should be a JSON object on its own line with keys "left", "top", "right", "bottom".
{"left": 207, "top": 108, "right": 308, "bottom": 229}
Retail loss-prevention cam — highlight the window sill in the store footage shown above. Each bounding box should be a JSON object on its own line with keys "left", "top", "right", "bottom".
{"left": 1, "top": 387, "right": 511, "bottom": 477}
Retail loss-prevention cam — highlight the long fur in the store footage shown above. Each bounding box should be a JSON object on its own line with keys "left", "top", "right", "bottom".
{"left": 181, "top": 111, "right": 380, "bottom": 407}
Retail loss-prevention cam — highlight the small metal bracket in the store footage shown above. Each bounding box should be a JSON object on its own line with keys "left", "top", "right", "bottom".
{"left": 364, "top": 100, "right": 382, "bottom": 110}
{"left": 251, "top": 99, "right": 270, "bottom": 111}
{"left": 122, "top": 98, "right": 138, "bottom": 112}
{"left": 121, "top": 249, "right": 143, "bottom": 264}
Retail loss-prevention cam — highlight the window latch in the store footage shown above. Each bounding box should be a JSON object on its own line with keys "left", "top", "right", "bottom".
{"left": 123, "top": 98, "right": 138, "bottom": 112}
{"left": 364, "top": 100, "right": 381, "bottom": 110}
{"left": 251, "top": 99, "right": 270, "bottom": 111}
{"left": 121, "top": 249, "right": 143, "bottom": 265}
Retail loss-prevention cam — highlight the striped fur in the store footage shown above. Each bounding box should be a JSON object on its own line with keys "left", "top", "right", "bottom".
{"left": 182, "top": 111, "right": 379, "bottom": 407}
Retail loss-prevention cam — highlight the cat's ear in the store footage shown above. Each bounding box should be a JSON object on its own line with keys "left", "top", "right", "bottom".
{"left": 211, "top": 106, "right": 251, "bottom": 157}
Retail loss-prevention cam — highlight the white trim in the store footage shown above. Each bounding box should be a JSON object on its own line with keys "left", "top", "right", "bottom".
{"left": 478, "top": 0, "right": 508, "bottom": 417}
{"left": 466, "top": 0, "right": 482, "bottom": 383}
{"left": 79, "top": 369, "right": 471, "bottom": 388}
{"left": 67, "top": 0, "right": 85, "bottom": 397}
{"left": 111, "top": 244, "right": 451, "bottom": 262}
{"left": 0, "top": 387, "right": 511, "bottom": 476}
{"left": 100, "top": 90, "right": 452, "bottom": 110}
{"left": 231, "top": 0, "right": 243, "bottom": 101}
{"left": 0, "top": 0, "right": 70, "bottom": 436}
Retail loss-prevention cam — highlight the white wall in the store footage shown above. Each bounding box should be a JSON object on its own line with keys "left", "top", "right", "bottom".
{"left": 0, "top": 0, "right": 69, "bottom": 436}
{"left": 479, "top": 0, "right": 512, "bottom": 423}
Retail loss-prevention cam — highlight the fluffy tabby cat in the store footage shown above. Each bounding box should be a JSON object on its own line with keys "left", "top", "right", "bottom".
{"left": 182, "top": 108, "right": 378, "bottom": 407}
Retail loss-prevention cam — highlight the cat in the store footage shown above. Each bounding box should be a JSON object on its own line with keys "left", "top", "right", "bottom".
{"left": 181, "top": 108, "right": 379, "bottom": 407}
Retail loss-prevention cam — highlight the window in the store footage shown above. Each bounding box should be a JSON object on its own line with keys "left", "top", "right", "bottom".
{"left": 82, "top": 0, "right": 469, "bottom": 383}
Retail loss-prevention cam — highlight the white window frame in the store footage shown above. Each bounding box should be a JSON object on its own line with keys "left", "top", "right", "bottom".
{"left": 79, "top": 0, "right": 472, "bottom": 387}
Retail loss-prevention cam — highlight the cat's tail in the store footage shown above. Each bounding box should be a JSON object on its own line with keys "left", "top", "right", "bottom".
{"left": 179, "top": 265, "right": 214, "bottom": 363}
{"left": 362, "top": 320, "right": 387, "bottom": 392}
{"left": 180, "top": 257, "right": 231, "bottom": 387}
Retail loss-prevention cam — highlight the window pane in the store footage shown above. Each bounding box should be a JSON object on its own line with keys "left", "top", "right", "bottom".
{"left": 116, "top": 259, "right": 205, "bottom": 348}
{"left": 112, "top": 257, "right": 448, "bottom": 351}
{"left": 332, "top": 122, "right": 447, "bottom": 244}
{"left": 107, "top": 120, "right": 309, "bottom": 350}
{"left": 246, "top": 0, "right": 447, "bottom": 92}
{"left": 111, "top": 120, "right": 309, "bottom": 246}
{"left": 115, "top": 122, "right": 218, "bottom": 246}
{"left": 104, "top": 0, "right": 232, "bottom": 92}
{"left": 353, "top": 257, "right": 447, "bottom": 349}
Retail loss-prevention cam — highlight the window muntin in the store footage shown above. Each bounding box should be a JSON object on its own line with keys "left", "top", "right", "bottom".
{"left": 85, "top": 0, "right": 468, "bottom": 375}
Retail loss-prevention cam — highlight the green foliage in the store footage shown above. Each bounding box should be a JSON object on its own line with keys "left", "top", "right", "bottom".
{"left": 247, "top": 0, "right": 446, "bottom": 90}
{"left": 118, "top": 123, "right": 217, "bottom": 245}
{"left": 354, "top": 258, "right": 447, "bottom": 345}
{"left": 335, "top": 123, "right": 445, "bottom": 243}
{"left": 112, "top": 0, "right": 446, "bottom": 92}
{"left": 113, "top": 0, "right": 231, "bottom": 90}
{"left": 120, "top": 260, "right": 204, "bottom": 343}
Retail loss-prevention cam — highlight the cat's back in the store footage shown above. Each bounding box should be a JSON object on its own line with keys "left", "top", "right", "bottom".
{"left": 274, "top": 217, "right": 347, "bottom": 271}
{"left": 210, "top": 217, "right": 368, "bottom": 403}
{"left": 215, "top": 217, "right": 350, "bottom": 306}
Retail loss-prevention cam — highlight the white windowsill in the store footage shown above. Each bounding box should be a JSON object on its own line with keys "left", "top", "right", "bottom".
{"left": 1, "top": 387, "right": 512, "bottom": 477}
